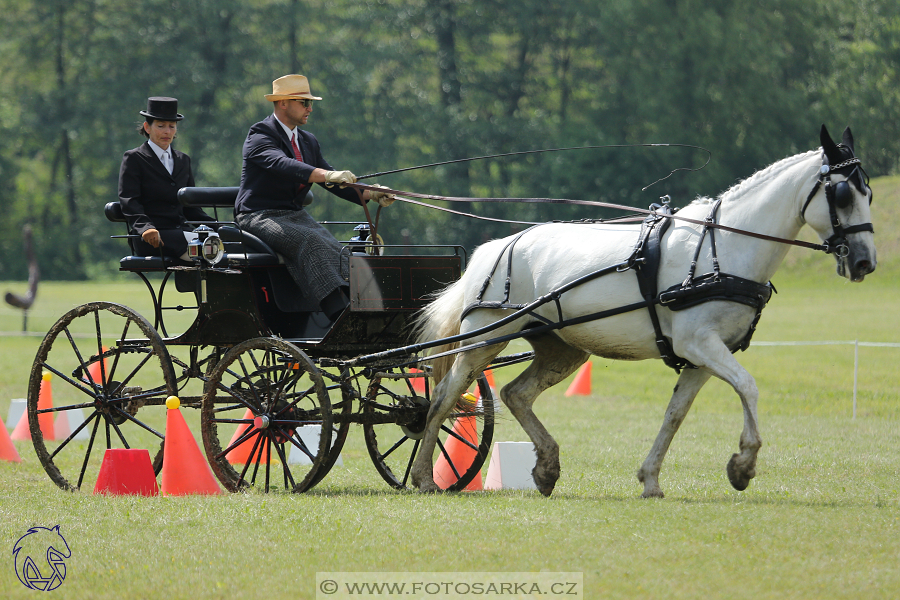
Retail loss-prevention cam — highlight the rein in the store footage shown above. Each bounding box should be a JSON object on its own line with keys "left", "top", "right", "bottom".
{"left": 345, "top": 182, "right": 835, "bottom": 254}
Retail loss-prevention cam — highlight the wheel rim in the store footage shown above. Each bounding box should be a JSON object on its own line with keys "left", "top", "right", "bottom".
{"left": 28, "top": 302, "right": 176, "bottom": 492}
{"left": 363, "top": 369, "right": 494, "bottom": 490}
{"left": 201, "top": 338, "right": 332, "bottom": 493}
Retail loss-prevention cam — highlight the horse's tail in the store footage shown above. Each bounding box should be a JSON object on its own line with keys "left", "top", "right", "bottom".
{"left": 413, "top": 275, "right": 468, "bottom": 385}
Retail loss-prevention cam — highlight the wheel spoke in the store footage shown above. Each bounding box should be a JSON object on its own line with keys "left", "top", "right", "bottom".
{"left": 401, "top": 439, "right": 420, "bottom": 487}
{"left": 50, "top": 410, "right": 99, "bottom": 460}
{"left": 108, "top": 414, "right": 131, "bottom": 449}
{"left": 105, "top": 319, "right": 132, "bottom": 385}
{"left": 111, "top": 405, "right": 165, "bottom": 440}
{"left": 216, "top": 424, "right": 258, "bottom": 461}
{"left": 380, "top": 435, "right": 410, "bottom": 461}
{"left": 115, "top": 350, "right": 155, "bottom": 391}
{"left": 237, "top": 354, "right": 265, "bottom": 411}
{"left": 76, "top": 415, "right": 102, "bottom": 489}
{"left": 236, "top": 431, "right": 264, "bottom": 486}
{"left": 64, "top": 326, "right": 99, "bottom": 393}
{"left": 435, "top": 438, "right": 462, "bottom": 480}
{"left": 93, "top": 310, "right": 108, "bottom": 395}
{"left": 40, "top": 362, "right": 97, "bottom": 400}
{"left": 441, "top": 422, "right": 479, "bottom": 453}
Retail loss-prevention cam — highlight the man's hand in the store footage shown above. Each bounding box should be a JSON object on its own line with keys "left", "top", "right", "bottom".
{"left": 368, "top": 184, "right": 397, "bottom": 207}
{"left": 323, "top": 170, "right": 357, "bottom": 186}
{"left": 142, "top": 228, "right": 162, "bottom": 248}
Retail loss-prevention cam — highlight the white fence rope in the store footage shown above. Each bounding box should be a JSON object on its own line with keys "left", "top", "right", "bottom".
{"left": 752, "top": 340, "right": 900, "bottom": 418}
{"left": 2, "top": 332, "right": 896, "bottom": 417}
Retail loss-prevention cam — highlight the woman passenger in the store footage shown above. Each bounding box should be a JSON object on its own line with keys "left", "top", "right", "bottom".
{"left": 118, "top": 96, "right": 216, "bottom": 259}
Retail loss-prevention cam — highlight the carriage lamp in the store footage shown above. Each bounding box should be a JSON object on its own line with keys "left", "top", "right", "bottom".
{"left": 188, "top": 225, "right": 225, "bottom": 265}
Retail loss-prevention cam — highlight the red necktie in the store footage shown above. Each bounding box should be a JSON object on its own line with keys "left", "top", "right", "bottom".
{"left": 291, "top": 133, "right": 303, "bottom": 162}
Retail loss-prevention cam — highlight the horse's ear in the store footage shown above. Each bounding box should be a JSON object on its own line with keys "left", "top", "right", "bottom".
{"left": 820, "top": 124, "right": 840, "bottom": 164}
{"left": 842, "top": 127, "right": 855, "bottom": 152}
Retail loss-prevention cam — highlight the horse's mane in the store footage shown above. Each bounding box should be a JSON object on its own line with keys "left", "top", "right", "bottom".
{"left": 686, "top": 149, "right": 819, "bottom": 207}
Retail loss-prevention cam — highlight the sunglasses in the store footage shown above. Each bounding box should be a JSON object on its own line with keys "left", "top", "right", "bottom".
{"left": 290, "top": 99, "right": 313, "bottom": 108}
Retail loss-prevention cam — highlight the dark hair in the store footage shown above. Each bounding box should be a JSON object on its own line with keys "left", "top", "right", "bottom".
{"left": 137, "top": 118, "right": 154, "bottom": 138}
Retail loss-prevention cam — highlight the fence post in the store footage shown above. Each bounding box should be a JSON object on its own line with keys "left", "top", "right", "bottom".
{"left": 853, "top": 339, "right": 858, "bottom": 419}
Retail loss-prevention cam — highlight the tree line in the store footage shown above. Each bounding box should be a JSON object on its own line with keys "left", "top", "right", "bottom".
{"left": 0, "top": 0, "right": 897, "bottom": 279}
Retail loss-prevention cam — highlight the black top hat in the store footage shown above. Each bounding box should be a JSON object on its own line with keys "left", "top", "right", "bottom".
{"left": 139, "top": 97, "right": 184, "bottom": 121}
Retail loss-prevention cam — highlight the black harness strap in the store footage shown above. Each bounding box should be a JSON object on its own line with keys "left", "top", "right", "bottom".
{"left": 628, "top": 202, "right": 683, "bottom": 370}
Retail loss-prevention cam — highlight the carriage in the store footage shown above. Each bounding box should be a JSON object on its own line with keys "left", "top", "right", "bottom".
{"left": 24, "top": 125, "right": 877, "bottom": 497}
{"left": 25, "top": 185, "right": 501, "bottom": 494}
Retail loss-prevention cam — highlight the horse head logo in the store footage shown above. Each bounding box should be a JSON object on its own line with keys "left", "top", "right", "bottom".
{"left": 12, "top": 525, "right": 71, "bottom": 591}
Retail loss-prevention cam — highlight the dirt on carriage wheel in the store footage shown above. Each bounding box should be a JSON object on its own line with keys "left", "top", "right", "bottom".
{"left": 200, "top": 337, "right": 333, "bottom": 494}
{"left": 27, "top": 302, "right": 177, "bottom": 492}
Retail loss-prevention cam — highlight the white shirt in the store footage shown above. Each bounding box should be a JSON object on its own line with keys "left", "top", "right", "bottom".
{"left": 148, "top": 140, "right": 173, "bottom": 174}
{"left": 274, "top": 114, "right": 301, "bottom": 152}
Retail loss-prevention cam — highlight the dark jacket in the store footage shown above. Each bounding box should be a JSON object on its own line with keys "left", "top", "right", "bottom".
{"left": 118, "top": 141, "right": 215, "bottom": 257}
{"left": 235, "top": 114, "right": 362, "bottom": 214}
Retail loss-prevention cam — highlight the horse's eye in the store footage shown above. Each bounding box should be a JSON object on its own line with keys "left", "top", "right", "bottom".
{"left": 834, "top": 180, "right": 852, "bottom": 208}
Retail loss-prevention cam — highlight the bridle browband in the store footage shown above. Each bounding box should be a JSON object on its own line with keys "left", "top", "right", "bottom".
{"left": 800, "top": 149, "right": 874, "bottom": 258}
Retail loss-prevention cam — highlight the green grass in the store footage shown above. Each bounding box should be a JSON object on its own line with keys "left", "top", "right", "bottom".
{"left": 0, "top": 175, "right": 898, "bottom": 599}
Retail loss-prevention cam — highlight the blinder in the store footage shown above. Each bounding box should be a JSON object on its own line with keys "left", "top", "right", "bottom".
{"left": 833, "top": 180, "right": 852, "bottom": 209}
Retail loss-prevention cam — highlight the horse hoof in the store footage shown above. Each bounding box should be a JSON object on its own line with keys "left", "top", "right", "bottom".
{"left": 726, "top": 453, "right": 751, "bottom": 491}
{"left": 537, "top": 483, "right": 555, "bottom": 497}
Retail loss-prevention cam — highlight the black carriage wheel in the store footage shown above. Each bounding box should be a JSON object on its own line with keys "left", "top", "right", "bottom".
{"left": 363, "top": 370, "right": 495, "bottom": 491}
{"left": 201, "top": 337, "right": 333, "bottom": 493}
{"left": 27, "top": 302, "right": 177, "bottom": 492}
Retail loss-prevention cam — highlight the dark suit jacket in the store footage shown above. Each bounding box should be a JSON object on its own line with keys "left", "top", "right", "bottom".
{"left": 235, "top": 114, "right": 362, "bottom": 214}
{"left": 118, "top": 141, "right": 215, "bottom": 257}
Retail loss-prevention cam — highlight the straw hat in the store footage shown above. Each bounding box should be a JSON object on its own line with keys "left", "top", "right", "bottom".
{"left": 264, "top": 75, "right": 323, "bottom": 102}
{"left": 139, "top": 97, "right": 184, "bottom": 121}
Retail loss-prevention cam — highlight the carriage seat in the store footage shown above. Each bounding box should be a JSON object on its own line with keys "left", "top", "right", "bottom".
{"left": 104, "top": 187, "right": 303, "bottom": 270}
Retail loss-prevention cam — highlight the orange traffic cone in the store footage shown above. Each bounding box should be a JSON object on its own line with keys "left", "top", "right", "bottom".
{"left": 12, "top": 372, "right": 54, "bottom": 441}
{"left": 0, "top": 416, "right": 22, "bottom": 462}
{"left": 564, "top": 361, "right": 592, "bottom": 397}
{"left": 433, "top": 394, "right": 483, "bottom": 491}
{"left": 409, "top": 368, "right": 426, "bottom": 394}
{"left": 160, "top": 396, "right": 222, "bottom": 495}
{"left": 85, "top": 347, "right": 109, "bottom": 387}
{"left": 226, "top": 408, "right": 269, "bottom": 465}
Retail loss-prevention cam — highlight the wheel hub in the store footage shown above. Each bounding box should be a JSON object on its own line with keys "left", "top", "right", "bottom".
{"left": 400, "top": 395, "right": 430, "bottom": 440}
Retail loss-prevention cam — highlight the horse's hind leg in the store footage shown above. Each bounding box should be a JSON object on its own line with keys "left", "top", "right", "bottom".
{"left": 501, "top": 333, "right": 589, "bottom": 496}
{"left": 637, "top": 368, "right": 712, "bottom": 498}
{"left": 410, "top": 345, "right": 501, "bottom": 492}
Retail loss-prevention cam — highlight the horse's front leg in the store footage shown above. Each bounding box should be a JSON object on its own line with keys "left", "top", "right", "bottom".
{"left": 637, "top": 368, "right": 712, "bottom": 498}
{"left": 676, "top": 330, "right": 763, "bottom": 492}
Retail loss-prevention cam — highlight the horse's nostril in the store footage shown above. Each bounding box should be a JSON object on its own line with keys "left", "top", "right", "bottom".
{"left": 856, "top": 259, "right": 874, "bottom": 274}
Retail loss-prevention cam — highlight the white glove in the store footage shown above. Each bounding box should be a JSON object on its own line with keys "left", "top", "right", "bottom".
{"left": 323, "top": 170, "right": 357, "bottom": 186}
{"left": 368, "top": 184, "right": 396, "bottom": 207}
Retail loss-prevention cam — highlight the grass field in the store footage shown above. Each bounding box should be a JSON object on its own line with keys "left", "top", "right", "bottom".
{"left": 0, "top": 181, "right": 898, "bottom": 599}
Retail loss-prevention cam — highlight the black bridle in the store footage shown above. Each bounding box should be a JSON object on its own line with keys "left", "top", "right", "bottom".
{"left": 800, "top": 148, "right": 874, "bottom": 258}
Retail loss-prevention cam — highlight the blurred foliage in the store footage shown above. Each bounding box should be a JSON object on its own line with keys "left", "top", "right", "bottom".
{"left": 0, "top": 0, "right": 898, "bottom": 279}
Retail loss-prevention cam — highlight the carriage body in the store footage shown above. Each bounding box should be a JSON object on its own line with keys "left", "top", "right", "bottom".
{"left": 26, "top": 188, "right": 493, "bottom": 495}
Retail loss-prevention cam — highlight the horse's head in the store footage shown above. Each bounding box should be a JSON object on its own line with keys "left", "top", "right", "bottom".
{"left": 800, "top": 125, "right": 877, "bottom": 281}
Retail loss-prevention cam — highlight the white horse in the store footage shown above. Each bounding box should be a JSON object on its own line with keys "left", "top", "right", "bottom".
{"left": 411, "top": 126, "right": 876, "bottom": 497}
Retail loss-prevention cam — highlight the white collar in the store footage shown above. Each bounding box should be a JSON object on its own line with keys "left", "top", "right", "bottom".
{"left": 273, "top": 114, "right": 299, "bottom": 143}
{"left": 147, "top": 140, "right": 171, "bottom": 160}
